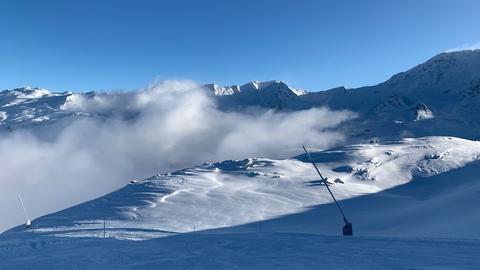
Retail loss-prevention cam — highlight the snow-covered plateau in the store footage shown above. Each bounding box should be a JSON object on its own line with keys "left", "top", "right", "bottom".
{"left": 2, "top": 50, "right": 480, "bottom": 269}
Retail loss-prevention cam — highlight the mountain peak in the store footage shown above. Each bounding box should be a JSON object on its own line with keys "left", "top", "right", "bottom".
{"left": 243, "top": 80, "right": 281, "bottom": 90}
{"left": 2, "top": 86, "right": 53, "bottom": 99}
{"left": 205, "top": 80, "right": 307, "bottom": 97}
{"left": 381, "top": 49, "right": 480, "bottom": 93}
{"left": 204, "top": 83, "right": 240, "bottom": 96}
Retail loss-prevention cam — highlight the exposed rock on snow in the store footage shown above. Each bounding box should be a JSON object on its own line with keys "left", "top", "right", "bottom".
{"left": 415, "top": 103, "right": 434, "bottom": 121}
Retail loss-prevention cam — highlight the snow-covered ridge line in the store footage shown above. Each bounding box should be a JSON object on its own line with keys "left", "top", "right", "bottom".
{"left": 0, "top": 80, "right": 309, "bottom": 130}
{"left": 204, "top": 80, "right": 308, "bottom": 96}
{"left": 2, "top": 49, "right": 480, "bottom": 140}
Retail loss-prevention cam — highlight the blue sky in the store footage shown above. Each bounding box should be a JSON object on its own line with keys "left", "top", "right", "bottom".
{"left": 1, "top": 0, "right": 480, "bottom": 92}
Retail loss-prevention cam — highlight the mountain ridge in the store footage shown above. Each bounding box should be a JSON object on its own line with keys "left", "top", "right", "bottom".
{"left": 1, "top": 49, "right": 480, "bottom": 140}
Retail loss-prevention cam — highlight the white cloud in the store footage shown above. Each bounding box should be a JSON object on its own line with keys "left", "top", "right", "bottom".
{"left": 445, "top": 42, "right": 480, "bottom": 52}
{"left": 0, "top": 80, "right": 355, "bottom": 232}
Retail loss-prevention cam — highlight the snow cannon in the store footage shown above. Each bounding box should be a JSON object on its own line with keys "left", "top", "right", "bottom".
{"left": 302, "top": 146, "right": 353, "bottom": 237}
{"left": 342, "top": 218, "right": 353, "bottom": 236}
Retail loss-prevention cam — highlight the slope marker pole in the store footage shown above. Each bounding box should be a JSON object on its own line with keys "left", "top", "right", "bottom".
{"left": 18, "top": 194, "right": 31, "bottom": 228}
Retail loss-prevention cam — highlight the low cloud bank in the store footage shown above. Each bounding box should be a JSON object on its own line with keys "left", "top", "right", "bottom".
{"left": 0, "top": 80, "right": 355, "bottom": 232}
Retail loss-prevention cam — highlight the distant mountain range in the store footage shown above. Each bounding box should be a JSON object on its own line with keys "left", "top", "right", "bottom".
{"left": 2, "top": 49, "right": 480, "bottom": 140}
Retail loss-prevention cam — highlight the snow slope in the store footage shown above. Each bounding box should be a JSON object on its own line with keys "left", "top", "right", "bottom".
{"left": 302, "top": 49, "right": 480, "bottom": 139}
{"left": 0, "top": 87, "right": 75, "bottom": 130}
{"left": 5, "top": 136, "right": 480, "bottom": 240}
{"left": 2, "top": 136, "right": 480, "bottom": 269}
{"left": 1, "top": 232, "right": 479, "bottom": 270}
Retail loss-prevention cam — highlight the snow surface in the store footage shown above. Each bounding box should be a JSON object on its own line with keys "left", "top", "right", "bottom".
{"left": 5, "top": 136, "right": 480, "bottom": 240}
{"left": 2, "top": 136, "right": 480, "bottom": 268}
{"left": 1, "top": 232, "right": 479, "bottom": 270}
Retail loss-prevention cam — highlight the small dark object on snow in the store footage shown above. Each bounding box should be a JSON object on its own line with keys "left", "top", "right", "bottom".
{"left": 334, "top": 178, "right": 344, "bottom": 184}
{"left": 245, "top": 171, "right": 260, "bottom": 177}
{"left": 343, "top": 218, "right": 353, "bottom": 236}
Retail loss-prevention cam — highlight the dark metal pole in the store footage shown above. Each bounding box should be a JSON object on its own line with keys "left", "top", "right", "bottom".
{"left": 302, "top": 146, "right": 351, "bottom": 224}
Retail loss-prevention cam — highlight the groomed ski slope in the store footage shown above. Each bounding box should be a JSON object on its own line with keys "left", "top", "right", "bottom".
{"left": 1, "top": 232, "right": 480, "bottom": 270}
{"left": 2, "top": 136, "right": 480, "bottom": 269}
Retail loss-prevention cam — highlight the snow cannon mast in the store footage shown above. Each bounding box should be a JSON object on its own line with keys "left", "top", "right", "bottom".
{"left": 302, "top": 146, "right": 353, "bottom": 236}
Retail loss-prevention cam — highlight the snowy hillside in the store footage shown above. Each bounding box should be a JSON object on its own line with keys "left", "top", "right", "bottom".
{"left": 0, "top": 87, "right": 75, "bottom": 130}
{"left": 5, "top": 136, "right": 480, "bottom": 240}
{"left": 2, "top": 136, "right": 480, "bottom": 269}
{"left": 302, "top": 49, "right": 480, "bottom": 139}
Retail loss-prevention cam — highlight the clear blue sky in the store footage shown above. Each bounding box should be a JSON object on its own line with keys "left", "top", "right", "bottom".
{"left": 1, "top": 0, "right": 480, "bottom": 92}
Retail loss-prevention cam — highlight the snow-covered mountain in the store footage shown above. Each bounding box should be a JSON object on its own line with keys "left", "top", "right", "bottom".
{"left": 2, "top": 50, "right": 480, "bottom": 269}
{"left": 302, "top": 49, "right": 480, "bottom": 139}
{"left": 2, "top": 50, "right": 480, "bottom": 141}
{"left": 205, "top": 80, "right": 308, "bottom": 97}
{"left": 205, "top": 80, "right": 310, "bottom": 110}
{"left": 0, "top": 87, "right": 75, "bottom": 130}
{"left": 0, "top": 80, "right": 311, "bottom": 132}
